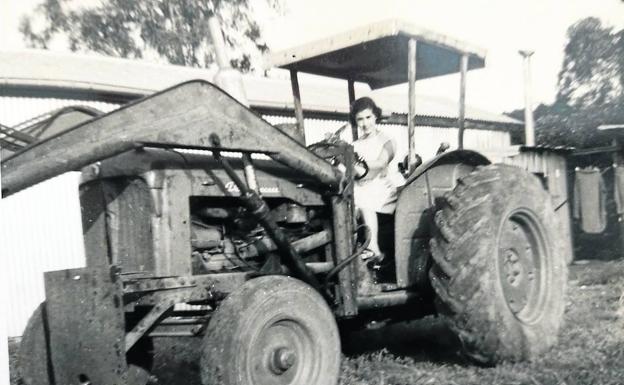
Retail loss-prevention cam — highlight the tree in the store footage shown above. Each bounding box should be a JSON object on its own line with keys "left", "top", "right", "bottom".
{"left": 557, "top": 17, "right": 624, "bottom": 108}
{"left": 19, "top": 0, "right": 282, "bottom": 71}
{"left": 507, "top": 17, "right": 624, "bottom": 148}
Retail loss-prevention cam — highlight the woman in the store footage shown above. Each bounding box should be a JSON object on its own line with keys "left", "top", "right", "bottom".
{"left": 350, "top": 97, "right": 398, "bottom": 260}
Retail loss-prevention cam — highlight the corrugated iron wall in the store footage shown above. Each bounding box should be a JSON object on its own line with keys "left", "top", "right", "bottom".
{"left": 0, "top": 96, "right": 119, "bottom": 127}
{"left": 1, "top": 97, "right": 119, "bottom": 336}
{"left": 504, "top": 151, "right": 574, "bottom": 263}
{"left": 1, "top": 100, "right": 510, "bottom": 336}
{"left": 1, "top": 173, "right": 86, "bottom": 336}
{"left": 266, "top": 115, "right": 511, "bottom": 162}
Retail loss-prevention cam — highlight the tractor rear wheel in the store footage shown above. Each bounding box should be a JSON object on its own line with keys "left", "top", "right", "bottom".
{"left": 200, "top": 276, "right": 341, "bottom": 385}
{"left": 429, "top": 164, "right": 567, "bottom": 365}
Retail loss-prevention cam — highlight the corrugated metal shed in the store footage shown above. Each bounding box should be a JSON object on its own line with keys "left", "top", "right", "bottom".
{"left": 503, "top": 148, "right": 574, "bottom": 264}
{"left": 0, "top": 94, "right": 118, "bottom": 127}
{"left": 1, "top": 172, "right": 85, "bottom": 336}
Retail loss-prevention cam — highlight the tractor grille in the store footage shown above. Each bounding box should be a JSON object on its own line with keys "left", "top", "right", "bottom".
{"left": 80, "top": 177, "right": 154, "bottom": 272}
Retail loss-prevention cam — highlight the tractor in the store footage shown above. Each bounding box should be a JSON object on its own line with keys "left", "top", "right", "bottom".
{"left": 3, "top": 19, "right": 567, "bottom": 385}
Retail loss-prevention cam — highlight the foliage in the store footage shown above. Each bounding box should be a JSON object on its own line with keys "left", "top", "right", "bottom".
{"left": 19, "top": 0, "right": 282, "bottom": 71}
{"left": 507, "top": 17, "right": 624, "bottom": 148}
{"left": 557, "top": 17, "right": 624, "bottom": 108}
{"left": 508, "top": 99, "right": 624, "bottom": 148}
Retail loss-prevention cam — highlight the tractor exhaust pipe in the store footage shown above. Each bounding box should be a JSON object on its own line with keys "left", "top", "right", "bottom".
{"left": 207, "top": 16, "right": 249, "bottom": 107}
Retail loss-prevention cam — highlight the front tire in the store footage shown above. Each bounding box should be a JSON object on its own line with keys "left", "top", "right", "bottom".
{"left": 429, "top": 164, "right": 567, "bottom": 364}
{"left": 200, "top": 276, "right": 341, "bottom": 385}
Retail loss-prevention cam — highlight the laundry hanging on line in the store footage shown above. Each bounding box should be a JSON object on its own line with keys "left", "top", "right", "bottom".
{"left": 614, "top": 166, "right": 624, "bottom": 218}
{"left": 573, "top": 167, "right": 607, "bottom": 234}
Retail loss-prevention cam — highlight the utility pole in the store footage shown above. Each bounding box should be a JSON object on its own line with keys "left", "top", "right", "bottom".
{"left": 519, "top": 50, "right": 535, "bottom": 146}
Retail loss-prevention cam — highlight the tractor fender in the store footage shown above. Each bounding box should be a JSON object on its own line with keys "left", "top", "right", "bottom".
{"left": 403, "top": 149, "right": 490, "bottom": 187}
{"left": 393, "top": 149, "right": 490, "bottom": 289}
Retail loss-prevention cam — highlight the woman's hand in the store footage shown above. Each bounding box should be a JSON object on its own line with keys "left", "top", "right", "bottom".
{"left": 360, "top": 140, "right": 394, "bottom": 180}
{"left": 353, "top": 152, "right": 369, "bottom": 180}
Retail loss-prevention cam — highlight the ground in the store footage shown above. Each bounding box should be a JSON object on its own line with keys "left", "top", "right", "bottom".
{"left": 8, "top": 259, "right": 624, "bottom": 385}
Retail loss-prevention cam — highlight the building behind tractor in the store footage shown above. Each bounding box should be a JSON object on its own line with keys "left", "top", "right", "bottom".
{"left": 3, "top": 20, "right": 567, "bottom": 385}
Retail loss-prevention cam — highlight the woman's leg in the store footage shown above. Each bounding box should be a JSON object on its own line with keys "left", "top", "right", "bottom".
{"left": 361, "top": 208, "right": 381, "bottom": 256}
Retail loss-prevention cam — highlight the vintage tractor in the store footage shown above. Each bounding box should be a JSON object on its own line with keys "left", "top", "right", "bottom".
{"left": 3, "top": 20, "right": 567, "bottom": 385}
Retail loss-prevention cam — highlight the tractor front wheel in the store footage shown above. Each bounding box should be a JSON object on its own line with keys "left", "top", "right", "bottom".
{"left": 200, "top": 276, "right": 341, "bottom": 385}
{"left": 429, "top": 164, "right": 567, "bottom": 365}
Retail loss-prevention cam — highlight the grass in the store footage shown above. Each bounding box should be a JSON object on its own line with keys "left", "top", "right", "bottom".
{"left": 338, "top": 259, "right": 624, "bottom": 385}
{"left": 8, "top": 260, "right": 624, "bottom": 384}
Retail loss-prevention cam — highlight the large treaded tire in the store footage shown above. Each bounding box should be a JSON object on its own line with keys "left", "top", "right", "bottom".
{"left": 200, "top": 276, "right": 341, "bottom": 385}
{"left": 429, "top": 164, "right": 567, "bottom": 365}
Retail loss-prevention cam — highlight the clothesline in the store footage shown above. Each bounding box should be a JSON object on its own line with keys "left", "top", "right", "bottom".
{"left": 574, "top": 164, "right": 617, "bottom": 173}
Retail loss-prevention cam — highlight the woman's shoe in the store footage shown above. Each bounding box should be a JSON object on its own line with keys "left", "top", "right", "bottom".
{"left": 357, "top": 250, "right": 383, "bottom": 296}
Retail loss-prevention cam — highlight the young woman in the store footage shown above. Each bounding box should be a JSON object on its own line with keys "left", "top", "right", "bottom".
{"left": 350, "top": 97, "right": 398, "bottom": 260}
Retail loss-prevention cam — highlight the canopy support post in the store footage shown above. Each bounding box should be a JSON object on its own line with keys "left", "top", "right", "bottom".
{"left": 348, "top": 78, "right": 357, "bottom": 140}
{"left": 290, "top": 69, "right": 306, "bottom": 143}
{"left": 408, "top": 38, "right": 417, "bottom": 173}
{"left": 458, "top": 53, "right": 468, "bottom": 150}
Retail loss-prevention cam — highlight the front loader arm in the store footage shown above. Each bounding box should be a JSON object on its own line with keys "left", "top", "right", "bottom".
{"left": 1, "top": 80, "right": 341, "bottom": 197}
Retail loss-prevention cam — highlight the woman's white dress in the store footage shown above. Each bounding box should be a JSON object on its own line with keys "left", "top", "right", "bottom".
{"left": 353, "top": 131, "right": 398, "bottom": 214}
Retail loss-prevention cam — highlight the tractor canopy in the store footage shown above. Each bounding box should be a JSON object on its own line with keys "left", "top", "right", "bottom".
{"left": 270, "top": 18, "right": 488, "bottom": 163}
{"left": 269, "top": 18, "right": 486, "bottom": 89}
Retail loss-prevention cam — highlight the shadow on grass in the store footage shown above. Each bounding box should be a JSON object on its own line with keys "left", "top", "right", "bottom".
{"left": 8, "top": 318, "right": 468, "bottom": 385}
{"left": 151, "top": 337, "right": 203, "bottom": 385}
{"left": 340, "top": 316, "right": 468, "bottom": 365}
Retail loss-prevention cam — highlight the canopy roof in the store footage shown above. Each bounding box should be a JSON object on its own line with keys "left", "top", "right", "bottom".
{"left": 270, "top": 19, "right": 486, "bottom": 89}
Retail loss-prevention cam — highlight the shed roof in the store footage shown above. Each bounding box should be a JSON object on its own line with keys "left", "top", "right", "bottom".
{"left": 519, "top": 145, "right": 575, "bottom": 154}
{"left": 0, "top": 49, "right": 518, "bottom": 126}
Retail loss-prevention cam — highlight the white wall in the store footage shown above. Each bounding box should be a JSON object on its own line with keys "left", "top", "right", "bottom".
{"left": 1, "top": 173, "right": 86, "bottom": 337}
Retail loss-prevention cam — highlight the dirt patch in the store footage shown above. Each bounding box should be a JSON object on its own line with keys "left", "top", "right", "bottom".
{"left": 9, "top": 259, "right": 624, "bottom": 384}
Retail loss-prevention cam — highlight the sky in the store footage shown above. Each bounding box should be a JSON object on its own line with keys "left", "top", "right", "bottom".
{"left": 2, "top": 0, "right": 623, "bottom": 113}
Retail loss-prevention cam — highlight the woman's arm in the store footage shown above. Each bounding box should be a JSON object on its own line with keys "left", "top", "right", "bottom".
{"left": 362, "top": 139, "right": 394, "bottom": 179}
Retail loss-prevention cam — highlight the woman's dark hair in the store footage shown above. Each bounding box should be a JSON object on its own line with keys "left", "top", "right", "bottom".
{"left": 349, "top": 97, "right": 382, "bottom": 127}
